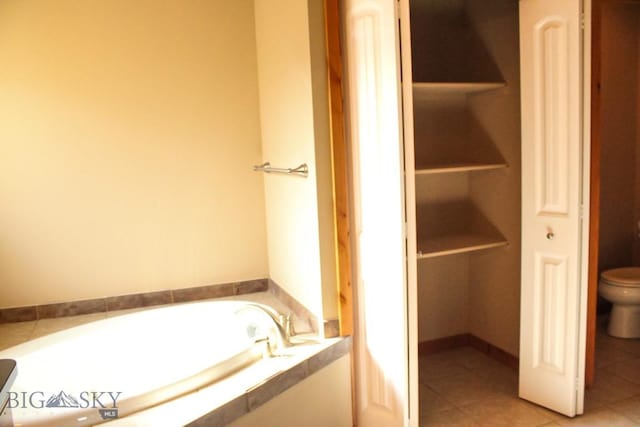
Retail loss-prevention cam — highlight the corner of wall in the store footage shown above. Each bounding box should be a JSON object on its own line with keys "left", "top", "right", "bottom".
{"left": 254, "top": 0, "right": 336, "bottom": 325}
{"left": 307, "top": 0, "right": 339, "bottom": 323}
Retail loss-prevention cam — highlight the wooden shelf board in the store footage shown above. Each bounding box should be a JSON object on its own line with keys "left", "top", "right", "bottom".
{"left": 417, "top": 233, "right": 508, "bottom": 259}
{"left": 415, "top": 162, "right": 507, "bottom": 175}
{"left": 413, "top": 82, "right": 506, "bottom": 94}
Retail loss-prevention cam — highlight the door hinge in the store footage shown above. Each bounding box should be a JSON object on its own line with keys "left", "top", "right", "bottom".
{"left": 579, "top": 204, "right": 584, "bottom": 219}
{"left": 580, "top": 12, "right": 585, "bottom": 30}
{"left": 396, "top": 0, "right": 401, "bottom": 20}
{"left": 403, "top": 222, "right": 408, "bottom": 239}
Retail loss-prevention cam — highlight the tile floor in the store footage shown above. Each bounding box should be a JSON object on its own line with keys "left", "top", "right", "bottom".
{"left": 419, "top": 317, "right": 640, "bottom": 426}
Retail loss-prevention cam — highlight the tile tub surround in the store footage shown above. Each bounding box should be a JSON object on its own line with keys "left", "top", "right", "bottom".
{"left": 0, "top": 291, "right": 314, "bottom": 351}
{"left": 0, "top": 279, "right": 270, "bottom": 323}
{"left": 0, "top": 360, "right": 17, "bottom": 414}
{"left": 183, "top": 338, "right": 351, "bottom": 427}
{"left": 0, "top": 297, "right": 351, "bottom": 427}
{"left": 0, "top": 279, "right": 326, "bottom": 337}
{"left": 6, "top": 334, "right": 349, "bottom": 427}
{"left": 267, "top": 279, "right": 322, "bottom": 335}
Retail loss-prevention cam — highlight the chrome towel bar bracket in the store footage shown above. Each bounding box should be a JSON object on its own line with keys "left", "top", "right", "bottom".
{"left": 253, "top": 162, "right": 309, "bottom": 178}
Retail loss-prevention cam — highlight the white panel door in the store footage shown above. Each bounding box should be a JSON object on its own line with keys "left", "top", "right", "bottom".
{"left": 519, "top": 0, "right": 587, "bottom": 417}
{"left": 343, "top": 0, "right": 409, "bottom": 426}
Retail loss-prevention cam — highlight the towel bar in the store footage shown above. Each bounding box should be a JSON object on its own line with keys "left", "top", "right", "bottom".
{"left": 253, "top": 162, "right": 309, "bottom": 178}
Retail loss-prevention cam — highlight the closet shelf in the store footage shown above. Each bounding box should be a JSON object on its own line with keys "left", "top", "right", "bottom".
{"left": 415, "top": 162, "right": 507, "bottom": 175}
{"left": 413, "top": 82, "right": 506, "bottom": 95}
{"left": 417, "top": 233, "right": 508, "bottom": 259}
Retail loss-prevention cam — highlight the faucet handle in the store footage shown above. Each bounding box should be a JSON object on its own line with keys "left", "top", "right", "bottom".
{"left": 282, "top": 313, "right": 295, "bottom": 338}
{"left": 253, "top": 336, "right": 273, "bottom": 357}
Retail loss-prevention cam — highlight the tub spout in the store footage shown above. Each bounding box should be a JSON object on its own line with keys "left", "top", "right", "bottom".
{"left": 236, "top": 303, "right": 295, "bottom": 351}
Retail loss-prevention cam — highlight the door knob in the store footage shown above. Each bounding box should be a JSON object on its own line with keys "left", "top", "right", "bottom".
{"left": 546, "top": 232, "right": 554, "bottom": 240}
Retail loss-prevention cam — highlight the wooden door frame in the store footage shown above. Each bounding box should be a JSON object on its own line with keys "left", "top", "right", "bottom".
{"left": 324, "top": 0, "right": 353, "bottom": 337}
{"left": 585, "top": 0, "right": 601, "bottom": 389}
{"left": 585, "top": 0, "right": 640, "bottom": 388}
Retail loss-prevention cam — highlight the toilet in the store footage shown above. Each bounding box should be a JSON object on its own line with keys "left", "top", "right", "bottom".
{"left": 599, "top": 267, "right": 640, "bottom": 338}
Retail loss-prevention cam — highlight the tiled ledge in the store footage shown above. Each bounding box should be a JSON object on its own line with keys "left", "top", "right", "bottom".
{"left": 188, "top": 338, "right": 352, "bottom": 427}
{"left": 0, "top": 279, "right": 339, "bottom": 338}
{"left": 0, "top": 280, "right": 269, "bottom": 323}
{"left": 101, "top": 336, "right": 352, "bottom": 427}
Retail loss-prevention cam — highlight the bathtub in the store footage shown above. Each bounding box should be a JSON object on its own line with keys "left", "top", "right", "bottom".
{"left": 0, "top": 300, "right": 284, "bottom": 427}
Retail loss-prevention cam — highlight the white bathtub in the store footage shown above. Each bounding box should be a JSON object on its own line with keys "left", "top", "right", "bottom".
{"left": 0, "top": 301, "right": 278, "bottom": 427}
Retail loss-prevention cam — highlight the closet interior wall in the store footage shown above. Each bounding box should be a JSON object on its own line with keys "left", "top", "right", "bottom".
{"left": 411, "top": 0, "right": 522, "bottom": 357}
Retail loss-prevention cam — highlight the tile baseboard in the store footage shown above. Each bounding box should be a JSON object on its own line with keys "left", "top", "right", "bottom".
{"left": 418, "top": 334, "right": 470, "bottom": 354}
{"left": 419, "top": 333, "right": 519, "bottom": 370}
{"left": 467, "top": 334, "right": 519, "bottom": 370}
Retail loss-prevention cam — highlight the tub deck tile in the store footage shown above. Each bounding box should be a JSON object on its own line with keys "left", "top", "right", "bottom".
{"left": 183, "top": 337, "right": 351, "bottom": 427}
{"left": 246, "top": 359, "right": 309, "bottom": 411}
{"left": 0, "top": 279, "right": 273, "bottom": 324}
{"left": 308, "top": 336, "right": 352, "bottom": 375}
{"left": 234, "top": 279, "right": 269, "bottom": 295}
{"left": 37, "top": 299, "right": 107, "bottom": 319}
{"left": 0, "top": 307, "right": 37, "bottom": 323}
{"left": 105, "top": 290, "right": 173, "bottom": 311}
{"left": 172, "top": 282, "right": 236, "bottom": 303}
{"left": 187, "top": 395, "right": 248, "bottom": 427}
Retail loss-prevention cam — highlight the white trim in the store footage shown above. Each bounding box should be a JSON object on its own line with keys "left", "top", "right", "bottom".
{"left": 576, "top": 0, "right": 592, "bottom": 415}
{"left": 399, "top": 0, "right": 418, "bottom": 425}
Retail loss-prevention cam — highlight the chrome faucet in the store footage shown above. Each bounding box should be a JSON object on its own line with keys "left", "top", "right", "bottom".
{"left": 236, "top": 303, "right": 295, "bottom": 352}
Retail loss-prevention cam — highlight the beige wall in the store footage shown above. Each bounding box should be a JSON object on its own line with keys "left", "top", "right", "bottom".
{"left": 254, "top": 0, "right": 338, "bottom": 322}
{"left": 416, "top": 174, "right": 470, "bottom": 342}
{"left": 418, "top": 255, "right": 469, "bottom": 342}
{"left": 0, "top": 0, "right": 268, "bottom": 308}
{"left": 466, "top": 0, "right": 521, "bottom": 356}
{"left": 599, "top": 3, "right": 639, "bottom": 271}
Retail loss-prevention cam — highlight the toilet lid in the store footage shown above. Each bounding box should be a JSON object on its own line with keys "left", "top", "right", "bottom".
{"left": 601, "top": 267, "right": 640, "bottom": 287}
